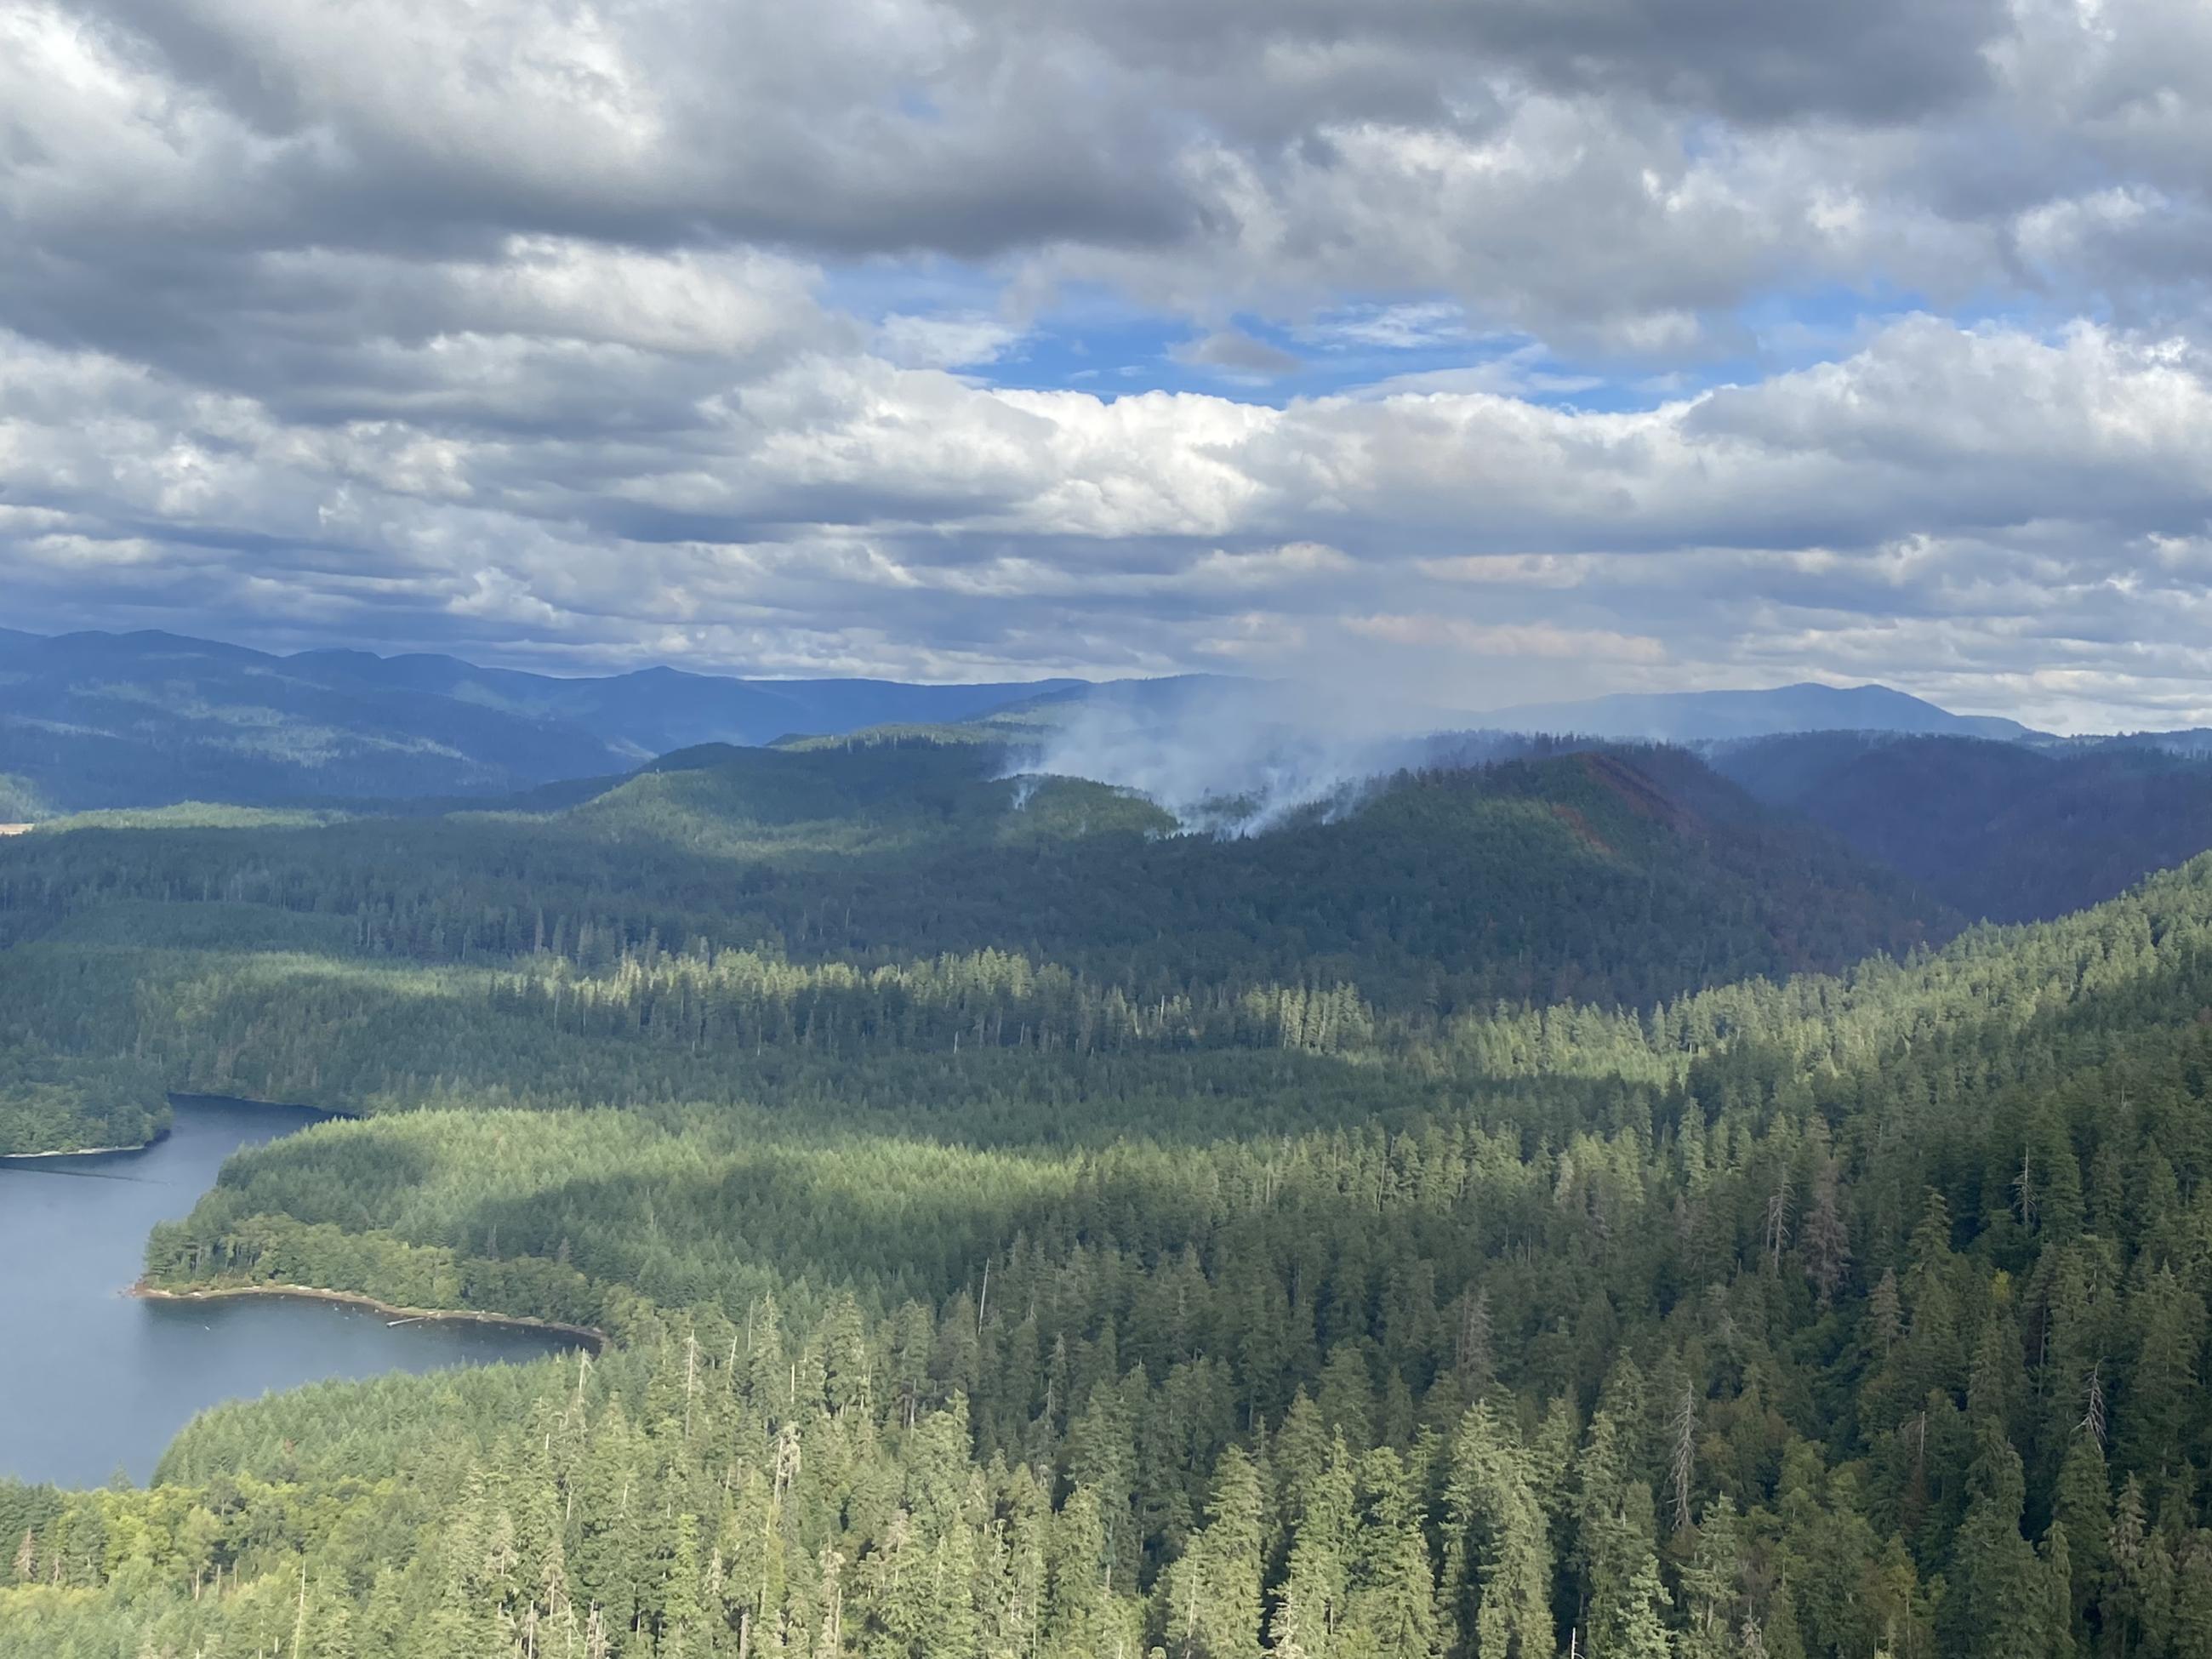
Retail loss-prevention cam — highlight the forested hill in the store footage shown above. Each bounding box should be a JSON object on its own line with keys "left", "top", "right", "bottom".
{"left": 1712, "top": 732, "right": 2212, "bottom": 923}
{"left": 556, "top": 738, "right": 1958, "bottom": 1013}
{"left": 12, "top": 704, "right": 2212, "bottom": 1653}
{"left": 0, "top": 742, "right": 1951, "bottom": 1142}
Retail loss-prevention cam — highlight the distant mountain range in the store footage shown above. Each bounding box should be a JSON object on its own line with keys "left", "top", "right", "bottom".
{"left": 8, "top": 627, "right": 2203, "bottom": 815}
{"left": 1480, "top": 681, "right": 2038, "bottom": 742}
{"left": 0, "top": 630, "right": 1130, "bottom": 812}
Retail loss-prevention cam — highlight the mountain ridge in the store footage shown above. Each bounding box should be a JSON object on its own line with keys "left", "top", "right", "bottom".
{"left": 1, "top": 627, "right": 2142, "bottom": 816}
{"left": 1481, "top": 679, "right": 2038, "bottom": 741}
{"left": 0, "top": 629, "right": 1185, "bottom": 811}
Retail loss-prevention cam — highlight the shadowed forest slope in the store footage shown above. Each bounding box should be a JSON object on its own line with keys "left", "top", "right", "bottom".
{"left": 1714, "top": 731, "right": 2212, "bottom": 923}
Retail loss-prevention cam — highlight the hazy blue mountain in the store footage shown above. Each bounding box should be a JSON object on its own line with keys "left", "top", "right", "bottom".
{"left": 1482, "top": 681, "right": 2037, "bottom": 741}
{"left": 0, "top": 629, "right": 1185, "bottom": 811}
{"left": 287, "top": 648, "right": 1090, "bottom": 756}
{"left": 0, "top": 630, "right": 624, "bottom": 810}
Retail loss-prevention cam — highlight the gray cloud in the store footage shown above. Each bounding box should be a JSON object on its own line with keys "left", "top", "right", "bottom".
{"left": 1172, "top": 330, "right": 1304, "bottom": 379}
{"left": 4, "top": 0, "right": 2212, "bottom": 727}
{"left": 8, "top": 311, "right": 2212, "bottom": 722}
{"left": 11, "top": 0, "right": 2212, "bottom": 348}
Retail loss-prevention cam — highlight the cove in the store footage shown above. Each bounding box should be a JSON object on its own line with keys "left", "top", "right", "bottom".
{"left": 0, "top": 1097, "right": 581, "bottom": 1489}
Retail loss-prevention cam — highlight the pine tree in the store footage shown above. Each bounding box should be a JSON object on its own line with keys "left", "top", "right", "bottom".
{"left": 2106, "top": 1475, "right": 2175, "bottom": 1659}
{"left": 2122, "top": 1269, "right": 2204, "bottom": 1485}
{"left": 1339, "top": 1448, "right": 1438, "bottom": 1659}
{"left": 2050, "top": 1431, "right": 2110, "bottom": 1639}
{"left": 662, "top": 1511, "right": 709, "bottom": 1659}
{"left": 1164, "top": 1445, "right": 1264, "bottom": 1659}
{"left": 1269, "top": 1433, "right": 1356, "bottom": 1659}
{"left": 2177, "top": 1531, "right": 2212, "bottom": 1659}
{"left": 1678, "top": 1497, "right": 1744, "bottom": 1659}
{"left": 2039, "top": 1519, "right": 2079, "bottom": 1659}
{"left": 1441, "top": 1404, "right": 1554, "bottom": 1659}
{"left": 1949, "top": 1422, "right": 2042, "bottom": 1659}
{"left": 1048, "top": 1485, "right": 1132, "bottom": 1659}
{"left": 1607, "top": 1548, "right": 1676, "bottom": 1659}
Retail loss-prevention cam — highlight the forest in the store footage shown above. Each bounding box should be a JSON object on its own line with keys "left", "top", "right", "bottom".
{"left": 8, "top": 732, "right": 2212, "bottom": 1656}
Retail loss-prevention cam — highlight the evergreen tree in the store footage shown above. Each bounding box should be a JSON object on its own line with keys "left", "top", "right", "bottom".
{"left": 1269, "top": 1434, "right": 1356, "bottom": 1659}
{"left": 1339, "top": 1448, "right": 1440, "bottom": 1659}
{"left": 1164, "top": 1446, "right": 1265, "bottom": 1659}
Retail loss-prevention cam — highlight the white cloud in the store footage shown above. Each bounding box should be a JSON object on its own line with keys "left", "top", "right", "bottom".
{"left": 1306, "top": 302, "right": 1474, "bottom": 350}
{"left": 9, "top": 306, "right": 2212, "bottom": 721}
{"left": 1417, "top": 555, "right": 1593, "bottom": 588}
{"left": 5, "top": 0, "right": 2212, "bottom": 723}
{"left": 874, "top": 313, "right": 1025, "bottom": 370}
{"left": 1346, "top": 615, "right": 1668, "bottom": 663}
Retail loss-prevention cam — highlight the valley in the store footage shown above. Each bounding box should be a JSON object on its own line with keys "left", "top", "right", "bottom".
{"left": 7, "top": 709, "right": 2212, "bottom": 1656}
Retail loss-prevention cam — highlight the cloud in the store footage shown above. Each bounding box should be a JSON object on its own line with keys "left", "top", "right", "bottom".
{"left": 1415, "top": 555, "right": 1593, "bottom": 589}
{"left": 9, "top": 309, "right": 2212, "bottom": 721}
{"left": 10, "top": 0, "right": 2211, "bottom": 349}
{"left": 1172, "top": 329, "right": 1303, "bottom": 379}
{"left": 1304, "top": 302, "right": 1474, "bottom": 351}
{"left": 3, "top": 0, "right": 2212, "bottom": 727}
{"left": 1345, "top": 615, "right": 1668, "bottom": 664}
{"left": 874, "top": 313, "right": 1026, "bottom": 370}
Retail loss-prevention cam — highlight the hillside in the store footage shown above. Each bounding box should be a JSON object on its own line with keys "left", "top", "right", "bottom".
{"left": 4, "top": 629, "right": 2120, "bottom": 819}
{"left": 561, "top": 738, "right": 1958, "bottom": 1011}
{"left": 1713, "top": 731, "right": 2212, "bottom": 921}
{"left": 9, "top": 715, "right": 2212, "bottom": 1655}
{"left": 0, "top": 738, "right": 1950, "bottom": 1156}
{"left": 562, "top": 739, "right": 1177, "bottom": 857}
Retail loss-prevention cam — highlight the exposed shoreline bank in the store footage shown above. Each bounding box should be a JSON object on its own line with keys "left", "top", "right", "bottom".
{"left": 130, "top": 1281, "right": 605, "bottom": 1353}
{"left": 2, "top": 1137, "right": 158, "bottom": 1160}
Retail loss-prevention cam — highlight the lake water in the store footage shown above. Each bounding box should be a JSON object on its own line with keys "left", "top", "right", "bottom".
{"left": 0, "top": 1097, "right": 580, "bottom": 1488}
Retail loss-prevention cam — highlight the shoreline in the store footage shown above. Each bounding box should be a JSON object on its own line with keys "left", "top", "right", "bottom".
{"left": 2, "top": 1094, "right": 354, "bottom": 1162}
{"left": 166, "top": 1092, "right": 360, "bottom": 1120}
{"left": 2, "top": 1137, "right": 157, "bottom": 1160}
{"left": 130, "top": 1280, "right": 605, "bottom": 1352}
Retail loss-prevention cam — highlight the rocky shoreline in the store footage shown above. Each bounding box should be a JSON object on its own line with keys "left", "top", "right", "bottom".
{"left": 129, "top": 1280, "right": 605, "bottom": 1352}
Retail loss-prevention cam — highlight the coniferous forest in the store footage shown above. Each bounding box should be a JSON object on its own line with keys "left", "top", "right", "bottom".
{"left": 9, "top": 733, "right": 2212, "bottom": 1658}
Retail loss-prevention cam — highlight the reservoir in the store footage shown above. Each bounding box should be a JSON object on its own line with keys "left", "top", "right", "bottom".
{"left": 0, "top": 1097, "right": 580, "bottom": 1489}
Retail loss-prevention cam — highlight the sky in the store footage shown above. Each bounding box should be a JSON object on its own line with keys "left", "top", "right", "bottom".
{"left": 3, "top": 1, "right": 2212, "bottom": 731}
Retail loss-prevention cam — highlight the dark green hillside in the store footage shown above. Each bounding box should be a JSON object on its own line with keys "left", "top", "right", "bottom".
{"left": 1714, "top": 732, "right": 2212, "bottom": 922}
{"left": 0, "top": 741, "right": 1949, "bottom": 1101}
{"left": 578, "top": 740, "right": 1952, "bottom": 1011}
{"left": 1485, "top": 680, "right": 2037, "bottom": 741}
{"left": 0, "top": 1046, "right": 166, "bottom": 1155}
{"left": 565, "top": 739, "right": 1173, "bottom": 858}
